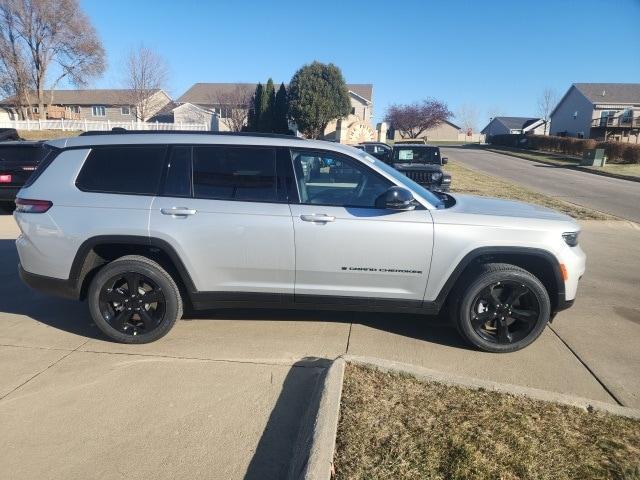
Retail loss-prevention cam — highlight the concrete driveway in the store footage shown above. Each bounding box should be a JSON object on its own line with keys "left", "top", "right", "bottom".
{"left": 442, "top": 147, "right": 640, "bottom": 222}
{"left": 1, "top": 214, "right": 639, "bottom": 479}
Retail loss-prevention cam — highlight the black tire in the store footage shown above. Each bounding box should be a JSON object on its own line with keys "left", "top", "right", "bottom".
{"left": 449, "top": 263, "right": 550, "bottom": 353}
{"left": 88, "top": 255, "right": 183, "bottom": 343}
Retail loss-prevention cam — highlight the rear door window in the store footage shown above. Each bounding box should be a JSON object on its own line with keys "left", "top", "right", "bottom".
{"left": 192, "top": 146, "right": 277, "bottom": 202}
{"left": 76, "top": 146, "right": 167, "bottom": 195}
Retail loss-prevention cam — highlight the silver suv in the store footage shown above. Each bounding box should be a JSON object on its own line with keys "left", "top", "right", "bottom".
{"left": 14, "top": 132, "right": 585, "bottom": 353}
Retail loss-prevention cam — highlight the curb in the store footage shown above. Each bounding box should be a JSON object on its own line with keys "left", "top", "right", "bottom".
{"left": 485, "top": 147, "right": 640, "bottom": 184}
{"left": 344, "top": 355, "right": 640, "bottom": 420}
{"left": 290, "top": 357, "right": 345, "bottom": 480}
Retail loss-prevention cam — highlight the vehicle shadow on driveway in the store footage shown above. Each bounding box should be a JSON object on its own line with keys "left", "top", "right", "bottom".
{"left": 0, "top": 239, "right": 467, "bottom": 350}
{"left": 244, "top": 356, "right": 330, "bottom": 480}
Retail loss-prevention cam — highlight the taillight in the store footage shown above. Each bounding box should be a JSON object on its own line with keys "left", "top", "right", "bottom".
{"left": 0, "top": 174, "right": 12, "bottom": 183}
{"left": 15, "top": 198, "right": 52, "bottom": 213}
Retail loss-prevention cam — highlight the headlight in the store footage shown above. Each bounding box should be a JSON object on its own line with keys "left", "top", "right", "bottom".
{"left": 562, "top": 232, "right": 579, "bottom": 247}
{"left": 431, "top": 172, "right": 443, "bottom": 181}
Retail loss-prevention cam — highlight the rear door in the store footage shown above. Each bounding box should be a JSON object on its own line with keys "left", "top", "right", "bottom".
{"left": 289, "top": 149, "right": 434, "bottom": 305}
{"left": 149, "top": 145, "right": 296, "bottom": 298}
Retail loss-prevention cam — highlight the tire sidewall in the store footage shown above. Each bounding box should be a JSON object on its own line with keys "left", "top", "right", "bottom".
{"left": 457, "top": 269, "right": 551, "bottom": 353}
{"left": 88, "top": 260, "right": 179, "bottom": 344}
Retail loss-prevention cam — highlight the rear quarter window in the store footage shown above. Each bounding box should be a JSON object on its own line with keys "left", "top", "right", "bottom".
{"left": 76, "top": 146, "right": 167, "bottom": 195}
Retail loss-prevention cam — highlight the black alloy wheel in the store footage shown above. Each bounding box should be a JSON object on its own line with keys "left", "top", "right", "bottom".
{"left": 98, "top": 272, "right": 166, "bottom": 336}
{"left": 469, "top": 280, "right": 540, "bottom": 344}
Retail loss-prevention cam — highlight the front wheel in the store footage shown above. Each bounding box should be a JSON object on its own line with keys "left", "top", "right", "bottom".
{"left": 88, "top": 255, "right": 183, "bottom": 343}
{"left": 450, "top": 263, "right": 551, "bottom": 353}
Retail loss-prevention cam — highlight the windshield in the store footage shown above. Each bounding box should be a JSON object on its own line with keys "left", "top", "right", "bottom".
{"left": 393, "top": 146, "right": 440, "bottom": 164}
{"left": 357, "top": 151, "right": 446, "bottom": 208}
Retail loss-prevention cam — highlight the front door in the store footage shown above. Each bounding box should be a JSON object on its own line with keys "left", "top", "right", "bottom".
{"left": 289, "top": 149, "right": 434, "bottom": 305}
{"left": 149, "top": 145, "right": 295, "bottom": 297}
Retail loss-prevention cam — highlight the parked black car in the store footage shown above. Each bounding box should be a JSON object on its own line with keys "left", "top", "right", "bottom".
{"left": 0, "top": 142, "right": 48, "bottom": 211}
{"left": 355, "top": 142, "right": 393, "bottom": 163}
{"left": 390, "top": 143, "right": 451, "bottom": 192}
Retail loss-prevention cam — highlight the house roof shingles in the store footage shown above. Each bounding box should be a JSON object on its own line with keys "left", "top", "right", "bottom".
{"left": 573, "top": 83, "right": 640, "bottom": 105}
{"left": 0, "top": 89, "right": 162, "bottom": 106}
{"left": 495, "top": 116, "right": 540, "bottom": 130}
{"left": 177, "top": 83, "right": 373, "bottom": 104}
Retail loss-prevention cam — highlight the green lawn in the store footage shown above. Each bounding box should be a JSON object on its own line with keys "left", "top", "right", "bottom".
{"left": 334, "top": 364, "right": 640, "bottom": 480}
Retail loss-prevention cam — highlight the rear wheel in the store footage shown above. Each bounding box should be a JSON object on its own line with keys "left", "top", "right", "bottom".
{"left": 450, "top": 263, "right": 550, "bottom": 353}
{"left": 88, "top": 255, "right": 182, "bottom": 343}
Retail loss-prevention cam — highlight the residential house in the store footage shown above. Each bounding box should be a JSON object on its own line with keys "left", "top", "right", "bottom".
{"left": 174, "top": 82, "right": 376, "bottom": 142}
{"left": 387, "top": 119, "right": 462, "bottom": 142}
{"left": 481, "top": 117, "right": 546, "bottom": 138}
{"left": 550, "top": 83, "right": 640, "bottom": 142}
{"left": 0, "top": 89, "right": 172, "bottom": 122}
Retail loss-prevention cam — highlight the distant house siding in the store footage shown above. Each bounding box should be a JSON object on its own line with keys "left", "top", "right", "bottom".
{"left": 390, "top": 121, "right": 460, "bottom": 141}
{"left": 173, "top": 103, "right": 213, "bottom": 128}
{"left": 481, "top": 119, "right": 510, "bottom": 137}
{"left": 549, "top": 86, "right": 593, "bottom": 138}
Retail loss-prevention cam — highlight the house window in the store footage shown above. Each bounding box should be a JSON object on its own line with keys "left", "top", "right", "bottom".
{"left": 70, "top": 106, "right": 81, "bottom": 114}
{"left": 92, "top": 106, "right": 106, "bottom": 117}
{"left": 32, "top": 106, "right": 39, "bottom": 114}
{"left": 121, "top": 106, "right": 131, "bottom": 116}
{"left": 572, "top": 111, "right": 578, "bottom": 119}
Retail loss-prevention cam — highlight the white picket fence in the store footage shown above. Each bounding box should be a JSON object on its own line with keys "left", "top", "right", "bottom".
{"left": 0, "top": 119, "right": 209, "bottom": 132}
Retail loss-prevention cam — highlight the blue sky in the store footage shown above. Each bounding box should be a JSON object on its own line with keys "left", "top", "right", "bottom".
{"left": 82, "top": 0, "right": 640, "bottom": 128}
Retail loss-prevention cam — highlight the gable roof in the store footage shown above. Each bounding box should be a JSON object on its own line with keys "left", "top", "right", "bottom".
{"left": 495, "top": 116, "right": 541, "bottom": 130}
{"left": 0, "top": 89, "right": 164, "bottom": 106}
{"left": 573, "top": 83, "right": 640, "bottom": 105}
{"left": 177, "top": 82, "right": 373, "bottom": 104}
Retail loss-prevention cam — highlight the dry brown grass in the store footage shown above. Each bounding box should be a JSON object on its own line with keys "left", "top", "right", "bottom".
{"left": 334, "top": 363, "right": 640, "bottom": 480}
{"left": 17, "top": 130, "right": 82, "bottom": 141}
{"left": 444, "top": 160, "right": 614, "bottom": 220}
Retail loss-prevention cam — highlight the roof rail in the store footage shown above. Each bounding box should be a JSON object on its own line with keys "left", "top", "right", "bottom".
{"left": 79, "top": 129, "right": 305, "bottom": 140}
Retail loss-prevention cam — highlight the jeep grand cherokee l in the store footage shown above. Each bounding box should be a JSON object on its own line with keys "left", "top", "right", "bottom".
{"left": 14, "top": 132, "right": 585, "bottom": 353}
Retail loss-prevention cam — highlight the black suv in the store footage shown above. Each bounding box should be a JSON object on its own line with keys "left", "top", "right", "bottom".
{"left": 390, "top": 143, "right": 451, "bottom": 192}
{"left": 355, "top": 142, "right": 392, "bottom": 163}
{"left": 0, "top": 141, "right": 48, "bottom": 211}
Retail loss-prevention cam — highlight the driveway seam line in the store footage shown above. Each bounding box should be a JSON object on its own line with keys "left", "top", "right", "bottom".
{"left": 0, "top": 338, "right": 91, "bottom": 402}
{"left": 548, "top": 325, "right": 624, "bottom": 406}
{"left": 77, "top": 347, "right": 328, "bottom": 368}
{"left": 345, "top": 320, "right": 353, "bottom": 354}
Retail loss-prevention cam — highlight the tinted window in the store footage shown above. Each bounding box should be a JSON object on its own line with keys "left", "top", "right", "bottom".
{"left": 193, "top": 146, "right": 277, "bottom": 202}
{"left": 76, "top": 146, "right": 166, "bottom": 195}
{"left": 393, "top": 146, "right": 440, "bottom": 164}
{"left": 163, "top": 146, "right": 192, "bottom": 197}
{"left": 291, "top": 150, "right": 391, "bottom": 208}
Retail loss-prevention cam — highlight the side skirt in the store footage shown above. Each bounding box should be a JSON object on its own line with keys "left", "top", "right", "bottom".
{"left": 189, "top": 291, "right": 440, "bottom": 315}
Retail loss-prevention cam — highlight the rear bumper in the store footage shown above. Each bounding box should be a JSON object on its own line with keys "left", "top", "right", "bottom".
{"left": 18, "top": 263, "right": 79, "bottom": 300}
{"left": 0, "top": 186, "right": 20, "bottom": 202}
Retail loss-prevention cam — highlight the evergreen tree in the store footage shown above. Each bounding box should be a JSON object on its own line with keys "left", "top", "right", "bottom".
{"left": 288, "top": 61, "right": 351, "bottom": 139}
{"left": 248, "top": 83, "right": 264, "bottom": 131}
{"left": 259, "top": 78, "right": 275, "bottom": 132}
{"left": 273, "top": 83, "right": 289, "bottom": 134}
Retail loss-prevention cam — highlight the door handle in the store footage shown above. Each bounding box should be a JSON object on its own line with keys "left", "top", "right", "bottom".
{"left": 300, "top": 214, "right": 335, "bottom": 223}
{"left": 161, "top": 207, "right": 197, "bottom": 216}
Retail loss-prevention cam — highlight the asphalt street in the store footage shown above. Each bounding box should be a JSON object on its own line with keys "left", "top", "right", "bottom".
{"left": 1, "top": 214, "right": 639, "bottom": 479}
{"left": 442, "top": 147, "right": 640, "bottom": 222}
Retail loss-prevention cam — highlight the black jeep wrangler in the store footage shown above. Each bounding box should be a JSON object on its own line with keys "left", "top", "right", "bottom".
{"left": 390, "top": 143, "right": 451, "bottom": 192}
{"left": 0, "top": 141, "right": 48, "bottom": 211}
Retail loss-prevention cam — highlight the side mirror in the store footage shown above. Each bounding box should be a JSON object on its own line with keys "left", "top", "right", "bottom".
{"left": 376, "top": 186, "right": 416, "bottom": 211}
{"left": 441, "top": 157, "right": 448, "bottom": 164}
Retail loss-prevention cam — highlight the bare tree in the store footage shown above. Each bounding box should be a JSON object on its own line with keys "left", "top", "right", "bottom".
{"left": 537, "top": 87, "right": 558, "bottom": 135}
{"left": 1, "top": 0, "right": 105, "bottom": 119}
{"left": 0, "top": 4, "right": 33, "bottom": 119}
{"left": 123, "top": 45, "right": 169, "bottom": 121}
{"left": 208, "top": 85, "right": 252, "bottom": 132}
{"left": 384, "top": 99, "right": 452, "bottom": 139}
{"left": 455, "top": 103, "right": 479, "bottom": 134}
